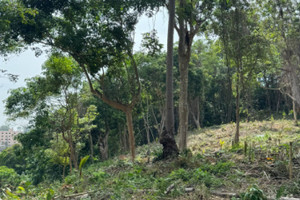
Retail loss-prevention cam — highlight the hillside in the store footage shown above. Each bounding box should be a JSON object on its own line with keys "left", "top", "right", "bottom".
{"left": 1, "top": 119, "right": 300, "bottom": 200}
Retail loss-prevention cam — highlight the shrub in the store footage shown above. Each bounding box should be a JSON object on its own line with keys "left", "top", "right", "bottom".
{"left": 0, "top": 166, "right": 20, "bottom": 187}
{"left": 241, "top": 184, "right": 267, "bottom": 200}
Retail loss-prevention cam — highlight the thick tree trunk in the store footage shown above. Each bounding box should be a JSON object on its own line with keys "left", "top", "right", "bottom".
{"left": 125, "top": 109, "right": 135, "bottom": 161}
{"left": 160, "top": 0, "right": 179, "bottom": 158}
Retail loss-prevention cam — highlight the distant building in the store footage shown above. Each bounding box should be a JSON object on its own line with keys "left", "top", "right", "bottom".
{"left": 0, "top": 129, "right": 20, "bottom": 150}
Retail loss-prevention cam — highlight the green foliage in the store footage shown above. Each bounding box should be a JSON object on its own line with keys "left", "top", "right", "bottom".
{"left": 0, "top": 166, "right": 20, "bottom": 187}
{"left": 64, "top": 172, "right": 78, "bottom": 185}
{"left": 200, "top": 161, "right": 234, "bottom": 176}
{"left": 89, "top": 170, "right": 109, "bottom": 183}
{"left": 169, "top": 168, "right": 190, "bottom": 182}
{"left": 79, "top": 155, "right": 90, "bottom": 177}
{"left": 240, "top": 184, "right": 267, "bottom": 200}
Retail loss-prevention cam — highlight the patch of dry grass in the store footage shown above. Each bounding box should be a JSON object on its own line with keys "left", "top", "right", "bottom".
{"left": 188, "top": 120, "right": 300, "bottom": 155}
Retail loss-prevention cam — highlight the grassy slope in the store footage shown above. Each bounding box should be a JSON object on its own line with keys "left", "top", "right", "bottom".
{"left": 10, "top": 120, "right": 300, "bottom": 199}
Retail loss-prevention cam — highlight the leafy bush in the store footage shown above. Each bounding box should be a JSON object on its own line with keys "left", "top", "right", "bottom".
{"left": 191, "top": 168, "right": 221, "bottom": 187}
{"left": 89, "top": 170, "right": 109, "bottom": 183}
{"left": 0, "top": 166, "right": 20, "bottom": 187}
{"left": 240, "top": 185, "right": 267, "bottom": 200}
{"left": 169, "top": 168, "right": 190, "bottom": 181}
{"left": 200, "top": 161, "right": 234, "bottom": 176}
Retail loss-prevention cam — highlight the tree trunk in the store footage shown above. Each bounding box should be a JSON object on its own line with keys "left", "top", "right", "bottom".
{"left": 234, "top": 71, "right": 241, "bottom": 145}
{"left": 123, "top": 125, "right": 128, "bottom": 152}
{"left": 69, "top": 155, "right": 72, "bottom": 173}
{"left": 160, "top": 0, "right": 179, "bottom": 158}
{"left": 176, "top": 0, "right": 196, "bottom": 152}
{"left": 63, "top": 156, "right": 67, "bottom": 179}
{"left": 62, "top": 131, "right": 78, "bottom": 170}
{"left": 293, "top": 100, "right": 298, "bottom": 126}
{"left": 98, "top": 130, "right": 109, "bottom": 161}
{"left": 68, "top": 138, "right": 78, "bottom": 170}
{"left": 151, "top": 105, "right": 165, "bottom": 138}
{"left": 178, "top": 45, "right": 191, "bottom": 152}
{"left": 189, "top": 97, "right": 201, "bottom": 130}
{"left": 88, "top": 131, "right": 94, "bottom": 162}
{"left": 125, "top": 109, "right": 135, "bottom": 161}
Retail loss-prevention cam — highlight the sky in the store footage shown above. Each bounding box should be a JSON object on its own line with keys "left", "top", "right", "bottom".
{"left": 0, "top": 8, "right": 178, "bottom": 129}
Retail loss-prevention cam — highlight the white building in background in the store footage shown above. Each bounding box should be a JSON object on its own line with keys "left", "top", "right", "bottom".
{"left": 0, "top": 129, "right": 20, "bottom": 149}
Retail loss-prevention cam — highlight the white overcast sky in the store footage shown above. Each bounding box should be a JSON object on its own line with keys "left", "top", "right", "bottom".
{"left": 0, "top": 8, "right": 179, "bottom": 129}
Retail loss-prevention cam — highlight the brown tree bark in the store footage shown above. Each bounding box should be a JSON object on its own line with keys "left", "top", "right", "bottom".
{"left": 175, "top": 0, "right": 201, "bottom": 152}
{"left": 79, "top": 50, "right": 140, "bottom": 162}
{"left": 160, "top": 0, "right": 179, "bottom": 158}
{"left": 234, "top": 73, "right": 240, "bottom": 145}
{"left": 68, "top": 132, "right": 78, "bottom": 170}
{"left": 125, "top": 109, "right": 135, "bottom": 161}
{"left": 178, "top": 56, "right": 189, "bottom": 150}
{"left": 98, "top": 130, "right": 109, "bottom": 161}
{"left": 189, "top": 97, "right": 201, "bottom": 130}
{"left": 293, "top": 100, "right": 298, "bottom": 126}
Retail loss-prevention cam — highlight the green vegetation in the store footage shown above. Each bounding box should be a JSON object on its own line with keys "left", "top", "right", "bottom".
{"left": 0, "top": 120, "right": 299, "bottom": 199}
{"left": 1, "top": 0, "right": 300, "bottom": 199}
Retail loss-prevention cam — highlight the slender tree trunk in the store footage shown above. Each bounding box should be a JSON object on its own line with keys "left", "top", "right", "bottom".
{"left": 63, "top": 156, "right": 67, "bottom": 179}
{"left": 293, "top": 100, "right": 298, "bottom": 126}
{"left": 178, "top": 60, "right": 189, "bottom": 150}
{"left": 234, "top": 70, "right": 241, "bottom": 145}
{"left": 151, "top": 105, "right": 166, "bottom": 138}
{"left": 89, "top": 131, "right": 94, "bottom": 162}
{"left": 123, "top": 125, "right": 128, "bottom": 152}
{"left": 189, "top": 97, "right": 201, "bottom": 130}
{"left": 69, "top": 155, "right": 72, "bottom": 173}
{"left": 176, "top": 0, "right": 196, "bottom": 152}
{"left": 160, "top": 0, "right": 179, "bottom": 158}
{"left": 69, "top": 138, "right": 78, "bottom": 170}
{"left": 125, "top": 109, "right": 135, "bottom": 161}
{"left": 98, "top": 130, "right": 109, "bottom": 161}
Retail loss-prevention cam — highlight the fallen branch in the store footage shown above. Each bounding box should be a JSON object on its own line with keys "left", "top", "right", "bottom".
{"left": 185, "top": 187, "right": 195, "bottom": 193}
{"left": 211, "top": 191, "right": 238, "bottom": 198}
{"left": 164, "top": 183, "right": 175, "bottom": 194}
{"left": 54, "top": 190, "right": 97, "bottom": 199}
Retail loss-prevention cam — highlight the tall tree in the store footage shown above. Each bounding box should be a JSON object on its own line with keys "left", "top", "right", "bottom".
{"left": 174, "top": 0, "right": 215, "bottom": 151}
{"left": 161, "top": 0, "right": 179, "bottom": 158}
{"left": 1, "top": 0, "right": 163, "bottom": 161}
{"left": 214, "top": 0, "right": 268, "bottom": 144}
{"left": 258, "top": 0, "right": 300, "bottom": 112}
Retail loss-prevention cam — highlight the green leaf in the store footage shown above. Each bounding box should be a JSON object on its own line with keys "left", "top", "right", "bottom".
{"left": 79, "top": 155, "right": 90, "bottom": 177}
